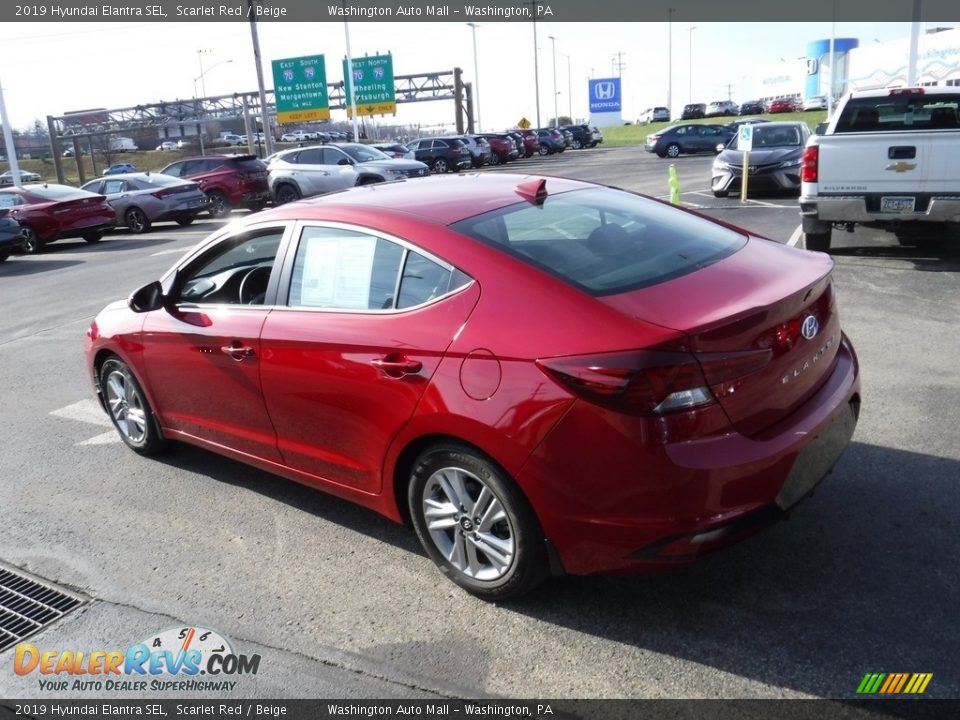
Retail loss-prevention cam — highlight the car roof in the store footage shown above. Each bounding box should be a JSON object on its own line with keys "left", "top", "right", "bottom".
{"left": 254, "top": 173, "right": 593, "bottom": 226}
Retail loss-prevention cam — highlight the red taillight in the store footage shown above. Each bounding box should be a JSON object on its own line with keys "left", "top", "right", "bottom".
{"left": 537, "top": 350, "right": 714, "bottom": 415}
{"left": 151, "top": 189, "right": 172, "bottom": 199}
{"left": 648, "top": 134, "right": 661, "bottom": 142}
{"left": 538, "top": 348, "right": 773, "bottom": 415}
{"left": 801, "top": 145, "right": 819, "bottom": 183}
{"left": 889, "top": 87, "right": 924, "bottom": 96}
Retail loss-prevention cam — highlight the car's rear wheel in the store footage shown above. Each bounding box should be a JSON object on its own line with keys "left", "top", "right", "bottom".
{"left": 489, "top": 152, "right": 501, "bottom": 166}
{"left": 408, "top": 442, "right": 548, "bottom": 600}
{"left": 433, "top": 158, "right": 449, "bottom": 174}
{"left": 125, "top": 207, "right": 151, "bottom": 234}
{"left": 20, "top": 226, "right": 43, "bottom": 254}
{"left": 713, "top": 190, "right": 729, "bottom": 198}
{"left": 0, "top": 250, "right": 9, "bottom": 263}
{"left": 804, "top": 230, "right": 832, "bottom": 252}
{"left": 538, "top": 145, "right": 549, "bottom": 156}
{"left": 207, "top": 190, "right": 230, "bottom": 218}
{"left": 274, "top": 183, "right": 301, "bottom": 205}
{"left": 665, "top": 143, "right": 681, "bottom": 158}
{"left": 82, "top": 231, "right": 103, "bottom": 243}
{"left": 100, "top": 357, "right": 166, "bottom": 455}
{"left": 572, "top": 139, "right": 583, "bottom": 149}
{"left": 174, "top": 214, "right": 195, "bottom": 226}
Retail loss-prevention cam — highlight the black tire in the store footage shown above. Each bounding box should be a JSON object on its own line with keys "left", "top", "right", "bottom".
{"left": 538, "top": 145, "right": 549, "bottom": 156}
{"left": 20, "top": 226, "right": 43, "bottom": 254}
{"left": 805, "top": 231, "right": 832, "bottom": 252}
{"left": 572, "top": 138, "right": 583, "bottom": 149}
{"left": 99, "top": 357, "right": 166, "bottom": 455}
{"left": 82, "top": 231, "right": 103, "bottom": 243}
{"left": 408, "top": 442, "right": 548, "bottom": 601}
{"left": 525, "top": 151, "right": 534, "bottom": 158}
{"left": 489, "top": 152, "right": 501, "bottom": 166}
{"left": 665, "top": 143, "right": 681, "bottom": 158}
{"left": 358, "top": 176, "right": 382, "bottom": 186}
{"left": 433, "top": 157, "right": 449, "bottom": 174}
{"left": 207, "top": 190, "right": 230, "bottom": 218}
{"left": 246, "top": 200, "right": 267, "bottom": 213}
{"left": 174, "top": 214, "right": 195, "bottom": 226}
{"left": 713, "top": 190, "right": 730, "bottom": 198}
{"left": 274, "top": 183, "right": 301, "bottom": 205}
{"left": 656, "top": 150, "right": 667, "bottom": 158}
{"left": 0, "top": 250, "right": 9, "bottom": 263}
{"left": 124, "top": 207, "right": 151, "bottom": 234}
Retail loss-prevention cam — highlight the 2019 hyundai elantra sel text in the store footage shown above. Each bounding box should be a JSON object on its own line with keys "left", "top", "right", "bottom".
{"left": 86, "top": 173, "right": 861, "bottom": 600}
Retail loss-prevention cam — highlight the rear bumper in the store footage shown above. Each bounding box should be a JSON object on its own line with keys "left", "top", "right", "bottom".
{"left": 799, "top": 195, "right": 960, "bottom": 224}
{"left": 518, "top": 334, "right": 861, "bottom": 575}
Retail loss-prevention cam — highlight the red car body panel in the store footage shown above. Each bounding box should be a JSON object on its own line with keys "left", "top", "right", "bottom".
{"left": 86, "top": 174, "right": 861, "bottom": 578}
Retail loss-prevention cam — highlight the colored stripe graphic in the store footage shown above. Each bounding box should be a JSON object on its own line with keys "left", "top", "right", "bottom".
{"left": 858, "top": 672, "right": 932, "bottom": 694}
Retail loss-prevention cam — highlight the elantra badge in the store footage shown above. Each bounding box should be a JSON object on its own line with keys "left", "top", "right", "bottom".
{"left": 801, "top": 314, "right": 819, "bottom": 340}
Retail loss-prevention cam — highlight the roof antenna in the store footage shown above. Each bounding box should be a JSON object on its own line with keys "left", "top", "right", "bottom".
{"left": 515, "top": 177, "right": 547, "bottom": 205}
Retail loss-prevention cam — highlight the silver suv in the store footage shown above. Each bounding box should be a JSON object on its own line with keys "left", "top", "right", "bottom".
{"left": 267, "top": 143, "right": 430, "bottom": 204}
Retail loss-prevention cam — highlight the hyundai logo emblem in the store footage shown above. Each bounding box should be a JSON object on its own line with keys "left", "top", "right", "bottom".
{"left": 594, "top": 81, "right": 616, "bottom": 100}
{"left": 800, "top": 315, "right": 819, "bottom": 340}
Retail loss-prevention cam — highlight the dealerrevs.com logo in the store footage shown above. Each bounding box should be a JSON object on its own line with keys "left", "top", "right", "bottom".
{"left": 14, "top": 626, "right": 261, "bottom": 693}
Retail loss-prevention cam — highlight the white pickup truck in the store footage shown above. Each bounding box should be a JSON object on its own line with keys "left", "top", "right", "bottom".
{"left": 799, "top": 87, "right": 960, "bottom": 251}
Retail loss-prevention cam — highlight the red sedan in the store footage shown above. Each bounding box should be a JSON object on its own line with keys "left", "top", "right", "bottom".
{"left": 86, "top": 174, "right": 860, "bottom": 599}
{"left": 0, "top": 184, "right": 116, "bottom": 253}
{"left": 767, "top": 97, "right": 799, "bottom": 113}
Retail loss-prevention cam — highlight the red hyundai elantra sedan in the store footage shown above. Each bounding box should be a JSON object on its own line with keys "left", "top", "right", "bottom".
{"left": 86, "top": 173, "right": 860, "bottom": 599}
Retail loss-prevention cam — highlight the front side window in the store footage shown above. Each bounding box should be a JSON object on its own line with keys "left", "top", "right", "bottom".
{"left": 176, "top": 229, "right": 284, "bottom": 305}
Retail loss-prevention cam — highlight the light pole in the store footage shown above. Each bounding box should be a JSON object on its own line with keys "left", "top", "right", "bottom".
{"left": 688, "top": 26, "right": 696, "bottom": 104}
{"left": 532, "top": 17, "right": 541, "bottom": 127}
{"left": 194, "top": 59, "right": 233, "bottom": 98}
{"left": 549, "top": 35, "right": 558, "bottom": 126}
{"left": 667, "top": 7, "right": 675, "bottom": 115}
{"left": 467, "top": 23, "right": 481, "bottom": 132}
{"left": 559, "top": 51, "right": 572, "bottom": 121}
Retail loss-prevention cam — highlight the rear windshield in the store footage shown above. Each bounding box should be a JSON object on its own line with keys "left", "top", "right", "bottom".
{"left": 450, "top": 187, "right": 746, "bottom": 295}
{"left": 229, "top": 157, "right": 268, "bottom": 171}
{"left": 835, "top": 93, "right": 960, "bottom": 132}
{"left": 27, "top": 185, "right": 92, "bottom": 201}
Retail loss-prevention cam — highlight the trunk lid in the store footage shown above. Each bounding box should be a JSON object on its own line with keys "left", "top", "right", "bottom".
{"left": 600, "top": 238, "right": 839, "bottom": 436}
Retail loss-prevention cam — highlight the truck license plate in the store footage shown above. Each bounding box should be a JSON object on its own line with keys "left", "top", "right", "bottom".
{"left": 880, "top": 196, "right": 915, "bottom": 213}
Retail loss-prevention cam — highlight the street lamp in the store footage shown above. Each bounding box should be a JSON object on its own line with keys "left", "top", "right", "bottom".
{"left": 558, "top": 51, "right": 572, "bottom": 122}
{"left": 466, "top": 23, "right": 481, "bottom": 133}
{"left": 549, "top": 35, "right": 558, "bottom": 126}
{"left": 688, "top": 26, "right": 697, "bottom": 104}
{"left": 193, "top": 59, "right": 233, "bottom": 98}
{"left": 532, "top": 17, "right": 541, "bottom": 127}
{"left": 667, "top": 7, "right": 675, "bottom": 115}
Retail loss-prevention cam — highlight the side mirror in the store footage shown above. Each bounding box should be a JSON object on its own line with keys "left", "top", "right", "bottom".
{"left": 814, "top": 121, "right": 829, "bottom": 135}
{"left": 338, "top": 158, "right": 352, "bottom": 166}
{"left": 128, "top": 280, "right": 164, "bottom": 313}
{"left": 715, "top": 143, "right": 726, "bottom": 153}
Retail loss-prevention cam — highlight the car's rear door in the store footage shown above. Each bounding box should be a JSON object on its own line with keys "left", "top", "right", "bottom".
{"left": 259, "top": 223, "right": 478, "bottom": 494}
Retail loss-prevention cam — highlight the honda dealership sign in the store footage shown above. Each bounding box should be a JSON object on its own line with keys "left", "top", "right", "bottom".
{"left": 588, "top": 77, "right": 622, "bottom": 127}
{"left": 589, "top": 78, "right": 622, "bottom": 113}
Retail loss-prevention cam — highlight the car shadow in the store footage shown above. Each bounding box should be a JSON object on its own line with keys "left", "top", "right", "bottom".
{"left": 0, "top": 259, "right": 84, "bottom": 276}
{"left": 829, "top": 241, "right": 960, "bottom": 273}
{"left": 505, "top": 441, "right": 960, "bottom": 698}
{"left": 149, "top": 439, "right": 959, "bottom": 698}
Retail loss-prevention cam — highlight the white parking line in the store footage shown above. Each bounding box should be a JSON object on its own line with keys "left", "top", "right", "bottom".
{"left": 50, "top": 398, "right": 121, "bottom": 446}
{"left": 787, "top": 225, "right": 805, "bottom": 248}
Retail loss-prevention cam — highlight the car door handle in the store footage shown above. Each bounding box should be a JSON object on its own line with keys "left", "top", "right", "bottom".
{"left": 888, "top": 146, "right": 916, "bottom": 159}
{"left": 371, "top": 356, "right": 422, "bottom": 376}
{"left": 221, "top": 343, "right": 256, "bottom": 360}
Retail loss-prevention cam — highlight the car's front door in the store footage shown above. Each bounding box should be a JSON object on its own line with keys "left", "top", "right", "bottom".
{"left": 140, "top": 224, "right": 292, "bottom": 461}
{"left": 259, "top": 224, "right": 479, "bottom": 494}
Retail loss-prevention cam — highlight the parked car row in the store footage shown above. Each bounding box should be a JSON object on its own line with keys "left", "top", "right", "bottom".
{"left": 672, "top": 97, "right": 824, "bottom": 120}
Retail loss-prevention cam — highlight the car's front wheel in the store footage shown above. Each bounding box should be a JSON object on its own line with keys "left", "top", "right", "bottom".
{"left": 82, "top": 231, "right": 103, "bottom": 243}
{"left": 408, "top": 443, "right": 548, "bottom": 600}
{"left": 174, "top": 214, "right": 195, "bottom": 226}
{"left": 0, "top": 250, "right": 9, "bottom": 263}
{"left": 274, "top": 183, "right": 301, "bottom": 205}
{"left": 713, "top": 190, "right": 730, "bottom": 198}
{"left": 100, "top": 357, "right": 166, "bottom": 455}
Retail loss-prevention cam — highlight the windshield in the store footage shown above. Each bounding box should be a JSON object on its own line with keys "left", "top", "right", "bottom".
{"left": 737, "top": 125, "right": 803, "bottom": 149}
{"left": 340, "top": 144, "right": 391, "bottom": 163}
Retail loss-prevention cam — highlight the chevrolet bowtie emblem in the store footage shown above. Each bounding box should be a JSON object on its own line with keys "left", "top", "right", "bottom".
{"left": 885, "top": 161, "right": 917, "bottom": 172}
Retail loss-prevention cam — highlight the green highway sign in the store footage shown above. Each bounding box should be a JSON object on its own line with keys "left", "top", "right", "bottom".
{"left": 272, "top": 54, "right": 330, "bottom": 123}
{"left": 342, "top": 54, "right": 396, "bottom": 117}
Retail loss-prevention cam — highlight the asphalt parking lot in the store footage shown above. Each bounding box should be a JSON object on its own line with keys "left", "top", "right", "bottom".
{"left": 0, "top": 146, "right": 957, "bottom": 701}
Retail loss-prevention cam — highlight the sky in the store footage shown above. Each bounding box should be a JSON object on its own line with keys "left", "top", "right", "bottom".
{"left": 0, "top": 20, "right": 944, "bottom": 135}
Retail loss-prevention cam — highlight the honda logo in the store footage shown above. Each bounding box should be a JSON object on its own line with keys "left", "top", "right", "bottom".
{"left": 595, "top": 82, "right": 615, "bottom": 100}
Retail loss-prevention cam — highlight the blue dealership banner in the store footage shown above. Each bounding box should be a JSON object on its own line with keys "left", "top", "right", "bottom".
{"left": 588, "top": 78, "right": 622, "bottom": 113}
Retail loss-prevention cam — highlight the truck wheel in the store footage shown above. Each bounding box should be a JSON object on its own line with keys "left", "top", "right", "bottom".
{"left": 804, "top": 231, "right": 832, "bottom": 252}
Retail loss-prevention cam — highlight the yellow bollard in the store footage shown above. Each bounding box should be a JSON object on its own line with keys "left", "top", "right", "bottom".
{"left": 669, "top": 164, "right": 681, "bottom": 205}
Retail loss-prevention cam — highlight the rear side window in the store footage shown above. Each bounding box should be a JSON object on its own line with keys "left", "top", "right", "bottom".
{"left": 451, "top": 187, "right": 747, "bottom": 296}
{"left": 835, "top": 94, "right": 960, "bottom": 132}
{"left": 230, "top": 157, "right": 267, "bottom": 171}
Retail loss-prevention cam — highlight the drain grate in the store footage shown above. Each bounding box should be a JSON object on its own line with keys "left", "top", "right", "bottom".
{"left": 0, "top": 561, "right": 86, "bottom": 653}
